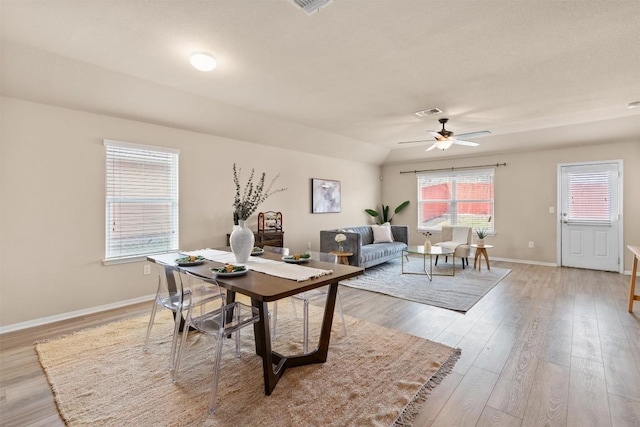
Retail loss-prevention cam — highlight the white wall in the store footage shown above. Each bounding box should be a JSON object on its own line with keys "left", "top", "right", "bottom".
{"left": 382, "top": 141, "right": 640, "bottom": 268}
{"left": 0, "top": 97, "right": 381, "bottom": 329}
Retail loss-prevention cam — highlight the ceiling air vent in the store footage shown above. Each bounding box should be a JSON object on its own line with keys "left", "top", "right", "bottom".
{"left": 414, "top": 108, "right": 443, "bottom": 117}
{"left": 290, "top": 0, "right": 334, "bottom": 14}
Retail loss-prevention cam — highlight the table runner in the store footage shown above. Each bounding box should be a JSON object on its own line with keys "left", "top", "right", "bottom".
{"left": 182, "top": 248, "right": 333, "bottom": 282}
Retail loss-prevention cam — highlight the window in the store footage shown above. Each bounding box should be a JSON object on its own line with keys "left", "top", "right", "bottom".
{"left": 417, "top": 168, "right": 494, "bottom": 232}
{"left": 104, "top": 140, "right": 179, "bottom": 261}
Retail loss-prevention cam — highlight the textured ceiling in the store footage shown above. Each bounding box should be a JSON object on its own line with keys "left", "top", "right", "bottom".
{"left": 1, "top": 0, "right": 639, "bottom": 164}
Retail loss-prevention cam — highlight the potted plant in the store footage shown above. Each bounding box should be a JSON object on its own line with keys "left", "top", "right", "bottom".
{"left": 475, "top": 216, "right": 492, "bottom": 247}
{"left": 230, "top": 164, "right": 286, "bottom": 262}
{"left": 365, "top": 201, "right": 410, "bottom": 224}
{"left": 475, "top": 228, "right": 488, "bottom": 247}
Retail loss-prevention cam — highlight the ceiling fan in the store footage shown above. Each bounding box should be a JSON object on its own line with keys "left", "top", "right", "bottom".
{"left": 398, "top": 118, "right": 491, "bottom": 151}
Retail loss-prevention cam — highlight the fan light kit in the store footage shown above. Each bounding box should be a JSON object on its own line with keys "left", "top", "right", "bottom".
{"left": 397, "top": 118, "right": 491, "bottom": 152}
{"left": 190, "top": 52, "right": 217, "bottom": 71}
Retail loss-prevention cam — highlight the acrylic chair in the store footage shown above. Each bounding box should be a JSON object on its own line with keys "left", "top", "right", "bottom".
{"left": 172, "top": 271, "right": 259, "bottom": 415}
{"left": 277, "top": 250, "right": 347, "bottom": 354}
{"left": 262, "top": 245, "right": 289, "bottom": 339}
{"left": 143, "top": 260, "right": 220, "bottom": 371}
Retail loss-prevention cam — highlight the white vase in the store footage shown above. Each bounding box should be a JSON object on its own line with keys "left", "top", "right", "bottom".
{"left": 424, "top": 238, "right": 432, "bottom": 251}
{"left": 229, "top": 220, "right": 255, "bottom": 264}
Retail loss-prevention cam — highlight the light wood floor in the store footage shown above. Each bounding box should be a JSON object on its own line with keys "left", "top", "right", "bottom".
{"left": 1, "top": 262, "right": 639, "bottom": 426}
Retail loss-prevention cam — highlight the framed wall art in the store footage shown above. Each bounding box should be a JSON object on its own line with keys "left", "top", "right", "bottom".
{"left": 311, "top": 178, "right": 341, "bottom": 213}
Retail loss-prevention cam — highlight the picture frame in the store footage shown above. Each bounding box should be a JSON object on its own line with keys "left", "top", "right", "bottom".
{"left": 311, "top": 178, "right": 341, "bottom": 213}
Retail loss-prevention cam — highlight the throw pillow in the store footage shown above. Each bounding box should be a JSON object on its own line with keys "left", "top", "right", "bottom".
{"left": 372, "top": 224, "right": 394, "bottom": 243}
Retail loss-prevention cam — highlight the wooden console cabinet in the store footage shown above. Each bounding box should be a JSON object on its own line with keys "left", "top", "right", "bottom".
{"left": 226, "top": 231, "right": 284, "bottom": 248}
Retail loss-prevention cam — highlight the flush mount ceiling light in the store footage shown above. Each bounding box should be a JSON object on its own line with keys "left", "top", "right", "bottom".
{"left": 190, "top": 52, "right": 216, "bottom": 71}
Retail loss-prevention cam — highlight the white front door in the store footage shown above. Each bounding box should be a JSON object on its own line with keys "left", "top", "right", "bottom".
{"left": 559, "top": 162, "right": 621, "bottom": 272}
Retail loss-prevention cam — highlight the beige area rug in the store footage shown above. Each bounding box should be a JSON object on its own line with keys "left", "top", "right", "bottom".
{"left": 36, "top": 300, "right": 460, "bottom": 426}
{"left": 340, "top": 258, "right": 511, "bottom": 312}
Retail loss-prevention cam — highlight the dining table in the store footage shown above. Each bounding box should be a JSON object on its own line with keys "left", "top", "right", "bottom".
{"left": 147, "top": 248, "right": 364, "bottom": 395}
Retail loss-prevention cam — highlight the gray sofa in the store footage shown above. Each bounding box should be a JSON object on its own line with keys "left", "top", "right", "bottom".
{"left": 320, "top": 225, "right": 409, "bottom": 268}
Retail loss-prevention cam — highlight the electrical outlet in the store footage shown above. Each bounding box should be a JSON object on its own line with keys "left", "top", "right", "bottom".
{"left": 549, "top": 206, "right": 555, "bottom": 214}
{"left": 143, "top": 265, "right": 151, "bottom": 275}
{"left": 528, "top": 241, "right": 534, "bottom": 248}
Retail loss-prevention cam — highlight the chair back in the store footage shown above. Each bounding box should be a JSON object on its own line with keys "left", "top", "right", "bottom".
{"left": 154, "top": 262, "right": 187, "bottom": 310}
{"left": 440, "top": 226, "right": 472, "bottom": 244}
{"left": 263, "top": 245, "right": 290, "bottom": 255}
{"left": 307, "top": 251, "right": 338, "bottom": 263}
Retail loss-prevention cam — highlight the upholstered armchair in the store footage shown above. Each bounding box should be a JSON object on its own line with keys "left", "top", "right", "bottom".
{"left": 434, "top": 226, "right": 472, "bottom": 269}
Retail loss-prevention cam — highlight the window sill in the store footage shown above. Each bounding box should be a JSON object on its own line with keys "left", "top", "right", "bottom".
{"left": 103, "top": 255, "right": 148, "bottom": 265}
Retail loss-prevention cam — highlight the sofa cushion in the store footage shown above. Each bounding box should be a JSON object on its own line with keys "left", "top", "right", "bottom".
{"left": 361, "top": 242, "right": 405, "bottom": 264}
{"left": 371, "top": 224, "right": 394, "bottom": 243}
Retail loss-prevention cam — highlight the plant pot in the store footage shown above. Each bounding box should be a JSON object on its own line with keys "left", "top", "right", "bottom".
{"left": 477, "top": 239, "right": 485, "bottom": 247}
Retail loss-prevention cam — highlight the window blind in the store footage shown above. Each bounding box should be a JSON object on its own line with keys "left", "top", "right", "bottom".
{"left": 565, "top": 170, "right": 612, "bottom": 224}
{"left": 417, "top": 168, "right": 494, "bottom": 231}
{"left": 104, "top": 140, "right": 179, "bottom": 260}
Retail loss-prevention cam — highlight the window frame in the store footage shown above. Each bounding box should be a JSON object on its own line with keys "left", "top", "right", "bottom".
{"left": 416, "top": 168, "right": 495, "bottom": 234}
{"left": 103, "top": 139, "right": 180, "bottom": 264}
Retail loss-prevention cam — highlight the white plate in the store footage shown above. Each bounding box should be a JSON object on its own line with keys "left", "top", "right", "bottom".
{"left": 282, "top": 257, "right": 310, "bottom": 264}
{"left": 251, "top": 248, "right": 265, "bottom": 256}
{"left": 175, "top": 257, "right": 206, "bottom": 266}
{"left": 209, "top": 267, "right": 248, "bottom": 277}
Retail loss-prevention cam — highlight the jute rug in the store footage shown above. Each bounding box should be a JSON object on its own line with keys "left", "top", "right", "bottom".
{"left": 36, "top": 300, "right": 460, "bottom": 426}
{"left": 340, "top": 257, "right": 511, "bottom": 312}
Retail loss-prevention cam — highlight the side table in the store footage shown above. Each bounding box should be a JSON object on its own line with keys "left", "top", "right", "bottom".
{"left": 470, "top": 244, "right": 493, "bottom": 271}
{"left": 330, "top": 251, "right": 353, "bottom": 265}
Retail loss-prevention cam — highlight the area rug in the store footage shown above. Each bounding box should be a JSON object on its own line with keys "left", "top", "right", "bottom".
{"left": 340, "top": 257, "right": 511, "bottom": 312}
{"left": 36, "top": 301, "right": 460, "bottom": 427}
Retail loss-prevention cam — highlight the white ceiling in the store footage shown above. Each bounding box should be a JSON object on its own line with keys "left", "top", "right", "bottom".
{"left": 2, "top": 0, "right": 639, "bottom": 165}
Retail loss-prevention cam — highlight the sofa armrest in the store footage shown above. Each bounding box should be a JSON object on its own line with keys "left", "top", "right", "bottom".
{"left": 320, "top": 230, "right": 362, "bottom": 266}
{"left": 391, "top": 225, "right": 409, "bottom": 245}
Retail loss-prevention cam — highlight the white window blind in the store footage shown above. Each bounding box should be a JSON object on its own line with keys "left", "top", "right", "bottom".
{"left": 565, "top": 170, "right": 612, "bottom": 225}
{"left": 104, "top": 140, "right": 179, "bottom": 260}
{"left": 417, "top": 168, "right": 494, "bottom": 232}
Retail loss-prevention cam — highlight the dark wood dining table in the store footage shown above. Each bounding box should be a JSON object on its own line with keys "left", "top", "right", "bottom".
{"left": 147, "top": 250, "right": 363, "bottom": 395}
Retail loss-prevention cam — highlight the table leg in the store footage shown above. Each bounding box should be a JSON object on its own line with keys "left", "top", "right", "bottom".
{"left": 629, "top": 256, "right": 638, "bottom": 312}
{"left": 483, "top": 249, "right": 491, "bottom": 271}
{"left": 252, "top": 283, "right": 339, "bottom": 395}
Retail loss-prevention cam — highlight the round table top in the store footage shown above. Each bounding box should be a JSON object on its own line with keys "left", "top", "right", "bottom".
{"left": 470, "top": 244, "right": 494, "bottom": 249}
{"left": 404, "top": 245, "right": 454, "bottom": 255}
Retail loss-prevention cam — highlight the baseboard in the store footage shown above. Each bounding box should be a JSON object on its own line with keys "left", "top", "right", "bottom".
{"left": 0, "top": 294, "right": 155, "bottom": 335}
{"left": 490, "top": 256, "right": 558, "bottom": 267}
{"left": 491, "top": 256, "right": 639, "bottom": 276}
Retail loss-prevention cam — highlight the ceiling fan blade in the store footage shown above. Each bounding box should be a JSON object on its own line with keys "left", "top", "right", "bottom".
{"left": 452, "top": 139, "right": 480, "bottom": 147}
{"left": 425, "top": 142, "right": 439, "bottom": 151}
{"left": 397, "top": 139, "right": 432, "bottom": 144}
{"left": 454, "top": 130, "right": 491, "bottom": 140}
